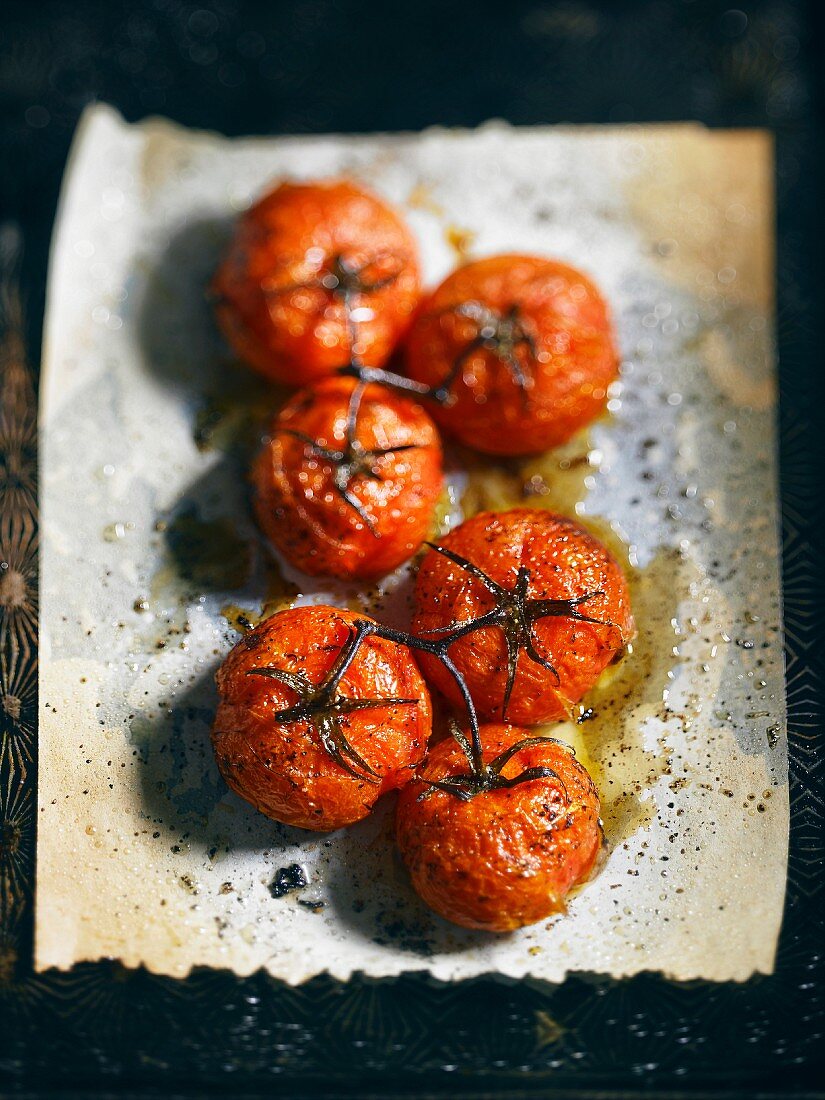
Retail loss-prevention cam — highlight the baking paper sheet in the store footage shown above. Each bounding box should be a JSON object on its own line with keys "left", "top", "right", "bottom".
{"left": 37, "top": 105, "right": 787, "bottom": 983}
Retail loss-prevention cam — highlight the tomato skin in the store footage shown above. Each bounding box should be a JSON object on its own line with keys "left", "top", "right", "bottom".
{"left": 212, "top": 179, "right": 421, "bottom": 385}
{"left": 412, "top": 508, "right": 634, "bottom": 724}
{"left": 396, "top": 724, "right": 602, "bottom": 931}
{"left": 253, "top": 378, "right": 443, "bottom": 579}
{"left": 211, "top": 606, "right": 431, "bottom": 832}
{"left": 404, "top": 254, "right": 618, "bottom": 455}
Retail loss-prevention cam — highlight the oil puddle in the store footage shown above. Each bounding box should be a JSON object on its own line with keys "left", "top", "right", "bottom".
{"left": 544, "top": 543, "right": 690, "bottom": 849}
{"left": 445, "top": 224, "right": 476, "bottom": 262}
{"left": 131, "top": 508, "right": 259, "bottom": 651}
{"left": 220, "top": 553, "right": 301, "bottom": 633}
{"left": 193, "top": 363, "right": 288, "bottom": 457}
{"left": 164, "top": 507, "right": 255, "bottom": 592}
{"left": 459, "top": 422, "right": 603, "bottom": 520}
{"left": 453, "top": 444, "right": 690, "bottom": 854}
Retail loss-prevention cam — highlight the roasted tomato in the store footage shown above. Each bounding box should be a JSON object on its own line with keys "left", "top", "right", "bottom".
{"left": 253, "top": 377, "right": 443, "bottom": 579}
{"left": 212, "top": 179, "right": 421, "bottom": 385}
{"left": 412, "top": 508, "right": 634, "bottom": 724}
{"left": 404, "top": 254, "right": 618, "bottom": 455}
{"left": 212, "top": 606, "right": 431, "bottom": 831}
{"left": 396, "top": 723, "right": 602, "bottom": 930}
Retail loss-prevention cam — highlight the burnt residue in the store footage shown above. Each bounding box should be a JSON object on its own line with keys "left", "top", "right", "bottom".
{"left": 269, "top": 863, "right": 308, "bottom": 899}
{"left": 298, "top": 898, "right": 326, "bottom": 913}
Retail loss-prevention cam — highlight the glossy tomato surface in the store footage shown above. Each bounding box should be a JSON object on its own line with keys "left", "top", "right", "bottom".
{"left": 212, "top": 605, "right": 431, "bottom": 831}
{"left": 412, "top": 508, "right": 634, "bottom": 723}
{"left": 212, "top": 179, "right": 421, "bottom": 385}
{"left": 253, "top": 377, "right": 443, "bottom": 579}
{"left": 396, "top": 724, "right": 602, "bottom": 930}
{"left": 404, "top": 254, "right": 618, "bottom": 455}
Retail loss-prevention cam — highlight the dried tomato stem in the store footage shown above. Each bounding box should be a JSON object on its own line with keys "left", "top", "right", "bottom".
{"left": 275, "top": 382, "right": 426, "bottom": 538}
{"left": 416, "top": 721, "right": 570, "bottom": 803}
{"left": 417, "top": 542, "right": 619, "bottom": 722}
{"left": 430, "top": 300, "right": 538, "bottom": 406}
{"left": 246, "top": 620, "right": 418, "bottom": 783}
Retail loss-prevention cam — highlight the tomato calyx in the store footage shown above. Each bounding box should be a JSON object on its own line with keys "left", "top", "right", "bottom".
{"left": 417, "top": 542, "right": 618, "bottom": 719}
{"left": 276, "top": 382, "right": 424, "bottom": 536}
{"left": 247, "top": 619, "right": 420, "bottom": 783}
{"left": 264, "top": 247, "right": 452, "bottom": 403}
{"left": 324, "top": 251, "right": 408, "bottom": 296}
{"left": 265, "top": 248, "right": 433, "bottom": 401}
{"left": 429, "top": 300, "right": 538, "bottom": 406}
{"left": 264, "top": 249, "right": 409, "bottom": 307}
{"left": 418, "top": 721, "right": 570, "bottom": 803}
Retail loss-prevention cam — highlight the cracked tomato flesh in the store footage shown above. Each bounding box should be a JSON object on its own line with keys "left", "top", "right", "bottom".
{"left": 412, "top": 508, "right": 634, "bottom": 724}
{"left": 403, "top": 254, "right": 618, "bottom": 455}
{"left": 253, "top": 377, "right": 443, "bottom": 579}
{"left": 212, "top": 179, "right": 421, "bottom": 385}
{"left": 396, "top": 724, "right": 603, "bottom": 931}
{"left": 211, "top": 605, "right": 431, "bottom": 831}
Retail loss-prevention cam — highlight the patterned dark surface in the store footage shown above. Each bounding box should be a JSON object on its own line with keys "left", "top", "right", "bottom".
{"left": 0, "top": 0, "right": 823, "bottom": 1095}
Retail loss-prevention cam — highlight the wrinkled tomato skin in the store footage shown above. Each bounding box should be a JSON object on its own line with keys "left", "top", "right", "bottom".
{"left": 253, "top": 378, "right": 443, "bottom": 579}
{"left": 404, "top": 254, "right": 618, "bottom": 456}
{"left": 412, "top": 509, "right": 634, "bottom": 724}
{"left": 396, "top": 724, "right": 602, "bottom": 931}
{"left": 212, "top": 179, "right": 421, "bottom": 385}
{"left": 211, "top": 606, "right": 432, "bottom": 832}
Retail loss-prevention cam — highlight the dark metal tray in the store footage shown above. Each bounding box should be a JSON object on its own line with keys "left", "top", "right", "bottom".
{"left": 0, "top": 0, "right": 822, "bottom": 1094}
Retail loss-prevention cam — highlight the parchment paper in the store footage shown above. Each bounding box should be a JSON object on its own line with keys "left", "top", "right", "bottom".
{"left": 37, "top": 104, "right": 787, "bottom": 983}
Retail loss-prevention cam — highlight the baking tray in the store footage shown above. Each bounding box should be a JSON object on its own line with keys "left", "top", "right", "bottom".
{"left": 0, "top": 0, "right": 822, "bottom": 1094}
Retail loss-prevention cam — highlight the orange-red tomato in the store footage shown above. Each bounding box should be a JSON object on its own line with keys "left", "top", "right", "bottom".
{"left": 253, "top": 377, "right": 443, "bottom": 579}
{"left": 404, "top": 254, "right": 618, "bottom": 455}
{"left": 212, "top": 606, "right": 431, "bottom": 831}
{"left": 396, "top": 724, "right": 602, "bottom": 930}
{"left": 412, "top": 508, "right": 634, "bottom": 724}
{"left": 212, "top": 179, "right": 421, "bottom": 385}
